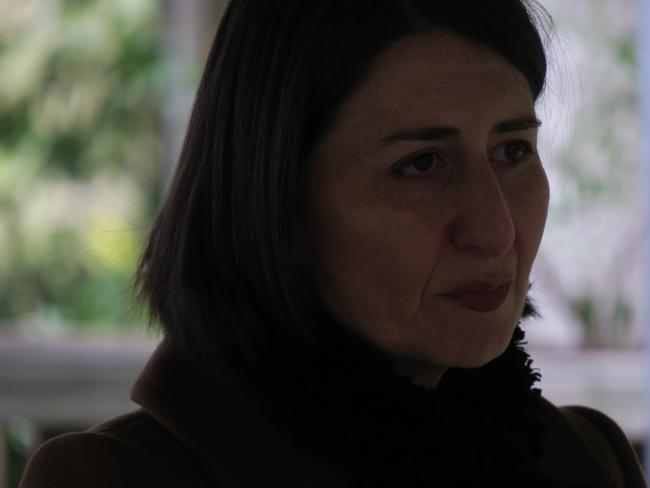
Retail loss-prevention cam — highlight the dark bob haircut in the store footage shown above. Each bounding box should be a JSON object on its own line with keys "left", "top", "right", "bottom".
{"left": 135, "top": 0, "right": 553, "bottom": 366}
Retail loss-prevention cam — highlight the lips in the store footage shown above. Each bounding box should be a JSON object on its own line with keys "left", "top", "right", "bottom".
{"left": 445, "top": 280, "right": 511, "bottom": 294}
{"left": 443, "top": 282, "right": 511, "bottom": 313}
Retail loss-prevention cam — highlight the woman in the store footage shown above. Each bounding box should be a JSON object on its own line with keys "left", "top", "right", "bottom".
{"left": 20, "top": 0, "right": 646, "bottom": 487}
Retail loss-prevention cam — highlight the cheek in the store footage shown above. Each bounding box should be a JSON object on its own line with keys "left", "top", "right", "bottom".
{"left": 304, "top": 183, "right": 446, "bottom": 325}
{"left": 309, "top": 205, "right": 431, "bottom": 286}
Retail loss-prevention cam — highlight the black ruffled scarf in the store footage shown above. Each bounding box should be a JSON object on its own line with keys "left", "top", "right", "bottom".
{"left": 235, "top": 305, "right": 556, "bottom": 487}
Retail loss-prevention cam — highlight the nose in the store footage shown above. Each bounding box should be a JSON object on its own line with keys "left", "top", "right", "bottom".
{"left": 450, "top": 166, "right": 515, "bottom": 258}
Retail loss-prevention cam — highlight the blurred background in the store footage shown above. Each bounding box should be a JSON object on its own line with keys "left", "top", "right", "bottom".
{"left": 0, "top": 0, "right": 647, "bottom": 486}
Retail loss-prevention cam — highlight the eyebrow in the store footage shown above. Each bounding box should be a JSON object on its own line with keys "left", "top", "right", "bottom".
{"left": 376, "top": 116, "right": 542, "bottom": 147}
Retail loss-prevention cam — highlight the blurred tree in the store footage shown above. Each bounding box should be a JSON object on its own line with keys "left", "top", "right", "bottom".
{"left": 535, "top": 0, "right": 645, "bottom": 348}
{"left": 0, "top": 0, "right": 169, "bottom": 335}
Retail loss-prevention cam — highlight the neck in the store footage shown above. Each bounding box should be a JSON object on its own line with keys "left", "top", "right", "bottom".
{"left": 391, "top": 356, "right": 447, "bottom": 389}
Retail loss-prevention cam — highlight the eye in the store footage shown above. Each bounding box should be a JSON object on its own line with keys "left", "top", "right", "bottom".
{"left": 492, "top": 140, "right": 535, "bottom": 166}
{"left": 393, "top": 151, "right": 447, "bottom": 178}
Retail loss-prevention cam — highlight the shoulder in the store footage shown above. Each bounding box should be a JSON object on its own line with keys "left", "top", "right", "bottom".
{"left": 20, "top": 410, "right": 204, "bottom": 488}
{"left": 559, "top": 405, "right": 630, "bottom": 452}
{"left": 540, "top": 398, "right": 647, "bottom": 488}
{"left": 559, "top": 404, "right": 646, "bottom": 485}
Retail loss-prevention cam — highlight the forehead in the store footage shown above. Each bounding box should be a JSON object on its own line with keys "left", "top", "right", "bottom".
{"left": 338, "top": 32, "right": 534, "bottom": 130}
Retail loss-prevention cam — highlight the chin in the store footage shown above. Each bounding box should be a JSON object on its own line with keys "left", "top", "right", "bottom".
{"left": 453, "top": 343, "right": 510, "bottom": 369}
{"left": 434, "top": 321, "right": 518, "bottom": 370}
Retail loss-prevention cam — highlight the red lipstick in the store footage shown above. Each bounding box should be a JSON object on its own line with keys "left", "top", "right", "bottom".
{"left": 443, "top": 282, "right": 511, "bottom": 312}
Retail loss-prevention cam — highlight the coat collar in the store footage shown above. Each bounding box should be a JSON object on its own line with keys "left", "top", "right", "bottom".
{"left": 130, "top": 338, "right": 353, "bottom": 487}
{"left": 131, "top": 338, "right": 615, "bottom": 487}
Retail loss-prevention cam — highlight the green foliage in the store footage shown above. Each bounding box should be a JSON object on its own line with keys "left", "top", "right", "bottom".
{"left": 570, "top": 292, "right": 636, "bottom": 347}
{"left": 0, "top": 0, "right": 169, "bottom": 335}
{"left": 5, "top": 420, "right": 35, "bottom": 488}
{"left": 571, "top": 295, "right": 599, "bottom": 338}
{"left": 614, "top": 35, "right": 636, "bottom": 67}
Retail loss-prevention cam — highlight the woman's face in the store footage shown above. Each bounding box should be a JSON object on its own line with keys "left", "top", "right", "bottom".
{"left": 300, "top": 32, "right": 550, "bottom": 387}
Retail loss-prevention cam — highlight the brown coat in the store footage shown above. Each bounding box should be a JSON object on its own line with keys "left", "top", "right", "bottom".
{"left": 20, "top": 340, "right": 647, "bottom": 487}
